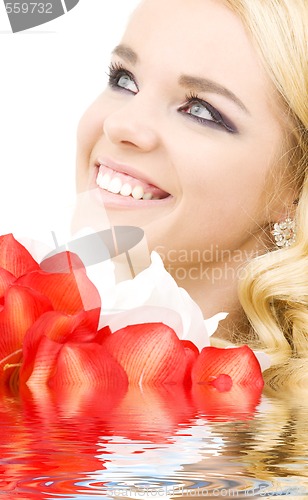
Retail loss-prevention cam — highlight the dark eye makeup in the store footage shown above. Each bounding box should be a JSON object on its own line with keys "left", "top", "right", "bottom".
{"left": 108, "top": 62, "right": 138, "bottom": 93}
{"left": 107, "top": 62, "right": 237, "bottom": 134}
{"left": 179, "top": 92, "right": 237, "bottom": 133}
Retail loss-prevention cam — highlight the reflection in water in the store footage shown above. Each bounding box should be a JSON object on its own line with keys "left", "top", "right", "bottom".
{"left": 0, "top": 384, "right": 307, "bottom": 500}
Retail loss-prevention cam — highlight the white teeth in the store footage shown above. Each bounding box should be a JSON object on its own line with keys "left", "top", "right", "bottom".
{"left": 132, "top": 186, "right": 144, "bottom": 200}
{"left": 96, "top": 172, "right": 103, "bottom": 188}
{"left": 96, "top": 172, "right": 103, "bottom": 187}
{"left": 120, "top": 183, "right": 132, "bottom": 197}
{"left": 142, "top": 192, "right": 153, "bottom": 200}
{"left": 108, "top": 177, "right": 122, "bottom": 194}
{"left": 101, "top": 173, "right": 112, "bottom": 190}
{"left": 97, "top": 170, "right": 156, "bottom": 200}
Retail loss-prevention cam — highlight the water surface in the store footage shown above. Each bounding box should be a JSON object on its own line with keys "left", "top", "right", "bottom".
{"left": 0, "top": 385, "right": 307, "bottom": 499}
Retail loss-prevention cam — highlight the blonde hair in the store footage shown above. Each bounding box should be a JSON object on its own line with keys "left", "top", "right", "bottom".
{"left": 221, "top": 0, "right": 308, "bottom": 391}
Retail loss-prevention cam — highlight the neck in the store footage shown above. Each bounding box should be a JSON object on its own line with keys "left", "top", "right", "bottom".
{"left": 163, "top": 241, "right": 266, "bottom": 342}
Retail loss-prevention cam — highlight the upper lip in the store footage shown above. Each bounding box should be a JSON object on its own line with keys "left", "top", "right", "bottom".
{"left": 95, "top": 156, "right": 170, "bottom": 193}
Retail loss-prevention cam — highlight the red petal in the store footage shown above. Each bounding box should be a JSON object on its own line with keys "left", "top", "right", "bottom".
{"left": 192, "top": 383, "right": 263, "bottom": 421}
{"left": 181, "top": 340, "right": 199, "bottom": 386}
{"left": 102, "top": 323, "right": 187, "bottom": 386}
{"left": 6, "top": 386, "right": 110, "bottom": 480}
{"left": 106, "top": 386, "right": 194, "bottom": 443}
{"left": 95, "top": 326, "right": 112, "bottom": 344}
{"left": 209, "top": 373, "right": 233, "bottom": 392}
{"left": 16, "top": 266, "right": 101, "bottom": 318}
{"left": 192, "top": 345, "right": 264, "bottom": 388}
{"left": 21, "top": 335, "right": 62, "bottom": 387}
{"left": 20, "top": 310, "right": 103, "bottom": 385}
{"left": 0, "top": 285, "right": 53, "bottom": 383}
{"left": 0, "top": 234, "right": 39, "bottom": 278}
{"left": 22, "top": 378, "right": 127, "bottom": 422}
{"left": 27, "top": 310, "right": 101, "bottom": 344}
{"left": 40, "top": 251, "right": 86, "bottom": 273}
{"left": 48, "top": 343, "right": 128, "bottom": 389}
{"left": 0, "top": 268, "right": 15, "bottom": 300}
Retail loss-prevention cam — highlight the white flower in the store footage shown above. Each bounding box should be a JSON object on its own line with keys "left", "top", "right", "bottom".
{"left": 94, "top": 252, "right": 270, "bottom": 369}
{"left": 96, "top": 251, "right": 227, "bottom": 351}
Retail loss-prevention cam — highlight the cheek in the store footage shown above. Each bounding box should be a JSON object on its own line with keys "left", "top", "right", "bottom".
{"left": 77, "top": 102, "right": 104, "bottom": 155}
{"left": 76, "top": 95, "right": 108, "bottom": 190}
{"left": 175, "top": 141, "right": 272, "bottom": 226}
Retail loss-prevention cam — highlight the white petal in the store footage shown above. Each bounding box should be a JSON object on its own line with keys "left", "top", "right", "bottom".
{"left": 204, "top": 312, "right": 228, "bottom": 337}
{"left": 98, "top": 251, "right": 210, "bottom": 351}
{"left": 100, "top": 306, "right": 183, "bottom": 335}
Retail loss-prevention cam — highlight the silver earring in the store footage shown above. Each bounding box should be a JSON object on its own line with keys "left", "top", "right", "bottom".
{"left": 272, "top": 217, "right": 296, "bottom": 248}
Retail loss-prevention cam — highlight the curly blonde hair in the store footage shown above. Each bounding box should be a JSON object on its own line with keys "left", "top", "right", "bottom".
{"left": 221, "top": 0, "right": 308, "bottom": 391}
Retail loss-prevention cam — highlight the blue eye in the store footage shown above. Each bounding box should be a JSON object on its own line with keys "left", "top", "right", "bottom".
{"left": 107, "top": 65, "right": 237, "bottom": 133}
{"left": 179, "top": 94, "right": 236, "bottom": 133}
{"left": 108, "top": 63, "right": 138, "bottom": 94}
{"left": 187, "top": 102, "right": 214, "bottom": 121}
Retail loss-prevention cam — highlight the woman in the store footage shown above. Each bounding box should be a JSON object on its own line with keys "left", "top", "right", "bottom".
{"left": 76, "top": 0, "right": 308, "bottom": 391}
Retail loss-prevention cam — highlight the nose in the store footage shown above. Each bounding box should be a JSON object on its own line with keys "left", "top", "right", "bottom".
{"left": 103, "top": 94, "right": 160, "bottom": 152}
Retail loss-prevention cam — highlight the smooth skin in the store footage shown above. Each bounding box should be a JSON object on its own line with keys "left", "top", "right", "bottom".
{"left": 76, "top": 0, "right": 293, "bottom": 334}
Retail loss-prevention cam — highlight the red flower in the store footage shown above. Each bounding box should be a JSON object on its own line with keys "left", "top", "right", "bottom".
{"left": 0, "top": 232, "right": 265, "bottom": 417}
{"left": 0, "top": 234, "right": 39, "bottom": 278}
{"left": 0, "top": 387, "right": 111, "bottom": 495}
{"left": 0, "top": 234, "right": 101, "bottom": 387}
{"left": 101, "top": 323, "right": 191, "bottom": 386}
{"left": 17, "top": 252, "right": 101, "bottom": 316}
{"left": 192, "top": 345, "right": 264, "bottom": 389}
{"left": 182, "top": 340, "right": 199, "bottom": 386}
{"left": 103, "top": 385, "right": 195, "bottom": 443}
{"left": 0, "top": 285, "right": 53, "bottom": 384}
{"left": 192, "top": 383, "right": 263, "bottom": 420}
{"left": 20, "top": 311, "right": 127, "bottom": 390}
{"left": 190, "top": 344, "right": 264, "bottom": 420}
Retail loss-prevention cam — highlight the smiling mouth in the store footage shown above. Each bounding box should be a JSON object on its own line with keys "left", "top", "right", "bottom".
{"left": 95, "top": 163, "right": 171, "bottom": 201}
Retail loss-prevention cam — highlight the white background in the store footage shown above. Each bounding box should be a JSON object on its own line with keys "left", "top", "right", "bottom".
{"left": 0, "top": 0, "right": 139, "bottom": 230}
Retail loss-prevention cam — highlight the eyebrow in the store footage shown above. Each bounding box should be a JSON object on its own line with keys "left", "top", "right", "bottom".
{"left": 112, "top": 44, "right": 138, "bottom": 65}
{"left": 112, "top": 44, "right": 249, "bottom": 115}
{"left": 179, "top": 75, "right": 249, "bottom": 114}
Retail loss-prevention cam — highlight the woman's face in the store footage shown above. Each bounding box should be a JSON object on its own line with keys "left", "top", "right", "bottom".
{"left": 76, "top": 0, "right": 287, "bottom": 266}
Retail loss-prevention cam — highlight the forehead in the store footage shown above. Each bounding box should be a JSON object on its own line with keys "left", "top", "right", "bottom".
{"left": 123, "top": 0, "right": 256, "bottom": 68}
{"left": 119, "top": 0, "right": 275, "bottom": 119}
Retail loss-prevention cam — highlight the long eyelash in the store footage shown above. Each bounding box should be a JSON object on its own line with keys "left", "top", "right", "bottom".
{"left": 184, "top": 92, "right": 235, "bottom": 133}
{"left": 107, "top": 62, "right": 138, "bottom": 94}
{"left": 185, "top": 91, "right": 212, "bottom": 110}
{"left": 106, "top": 62, "right": 126, "bottom": 87}
{"left": 107, "top": 61, "right": 126, "bottom": 77}
{"left": 184, "top": 92, "right": 221, "bottom": 123}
